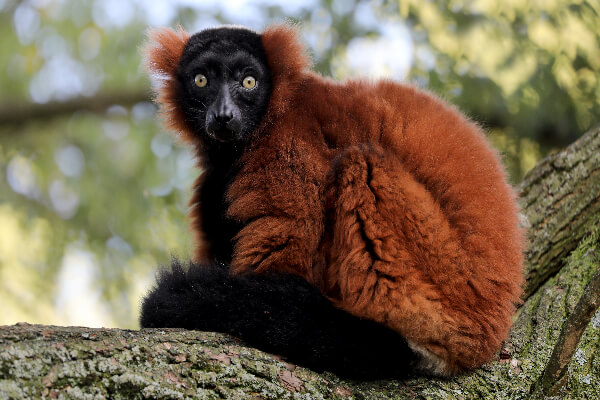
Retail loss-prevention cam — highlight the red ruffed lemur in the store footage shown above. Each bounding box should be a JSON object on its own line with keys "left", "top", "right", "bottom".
{"left": 140, "top": 24, "right": 524, "bottom": 379}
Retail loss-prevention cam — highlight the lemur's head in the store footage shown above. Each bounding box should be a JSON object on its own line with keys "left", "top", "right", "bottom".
{"left": 176, "top": 27, "right": 272, "bottom": 145}
{"left": 145, "top": 24, "right": 310, "bottom": 149}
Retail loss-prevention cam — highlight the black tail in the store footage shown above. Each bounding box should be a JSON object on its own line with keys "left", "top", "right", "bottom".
{"left": 140, "top": 259, "right": 416, "bottom": 379}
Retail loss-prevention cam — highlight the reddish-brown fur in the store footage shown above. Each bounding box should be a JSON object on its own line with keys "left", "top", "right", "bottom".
{"left": 146, "top": 24, "right": 524, "bottom": 374}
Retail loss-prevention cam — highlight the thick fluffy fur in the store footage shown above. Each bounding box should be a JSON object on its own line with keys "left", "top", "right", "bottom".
{"left": 141, "top": 259, "right": 415, "bottom": 378}
{"left": 144, "top": 24, "right": 524, "bottom": 375}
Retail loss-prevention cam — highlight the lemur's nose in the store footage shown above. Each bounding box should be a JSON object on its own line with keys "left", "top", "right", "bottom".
{"left": 215, "top": 111, "right": 233, "bottom": 124}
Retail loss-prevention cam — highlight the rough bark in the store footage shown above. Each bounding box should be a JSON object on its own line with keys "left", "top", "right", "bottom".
{"left": 519, "top": 126, "right": 600, "bottom": 298}
{"left": 1, "top": 126, "right": 599, "bottom": 399}
{"left": 532, "top": 268, "right": 600, "bottom": 397}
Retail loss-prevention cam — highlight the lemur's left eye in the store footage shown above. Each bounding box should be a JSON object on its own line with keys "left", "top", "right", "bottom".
{"left": 242, "top": 76, "right": 257, "bottom": 89}
{"left": 194, "top": 74, "right": 207, "bottom": 88}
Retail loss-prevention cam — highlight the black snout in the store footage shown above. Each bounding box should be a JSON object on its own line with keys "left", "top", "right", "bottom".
{"left": 206, "top": 85, "right": 241, "bottom": 142}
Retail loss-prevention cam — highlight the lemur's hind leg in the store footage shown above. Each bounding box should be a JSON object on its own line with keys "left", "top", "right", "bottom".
{"left": 324, "top": 144, "right": 506, "bottom": 374}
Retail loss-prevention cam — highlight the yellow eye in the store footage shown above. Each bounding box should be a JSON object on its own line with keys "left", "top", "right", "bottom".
{"left": 242, "top": 76, "right": 256, "bottom": 89}
{"left": 194, "top": 74, "right": 207, "bottom": 88}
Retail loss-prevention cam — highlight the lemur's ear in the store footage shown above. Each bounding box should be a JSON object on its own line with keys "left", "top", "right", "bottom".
{"left": 144, "top": 27, "right": 195, "bottom": 143}
{"left": 145, "top": 27, "right": 189, "bottom": 77}
{"left": 259, "top": 24, "right": 311, "bottom": 122}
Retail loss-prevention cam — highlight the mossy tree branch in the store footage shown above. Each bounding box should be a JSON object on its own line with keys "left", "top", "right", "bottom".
{"left": 532, "top": 267, "right": 600, "bottom": 397}
{"left": 518, "top": 126, "right": 600, "bottom": 297}
{"left": 1, "top": 127, "right": 599, "bottom": 399}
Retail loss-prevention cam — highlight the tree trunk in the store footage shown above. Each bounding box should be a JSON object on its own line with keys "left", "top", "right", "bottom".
{"left": 1, "top": 127, "right": 599, "bottom": 400}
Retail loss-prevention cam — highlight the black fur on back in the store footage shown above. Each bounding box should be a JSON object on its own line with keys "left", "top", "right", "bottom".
{"left": 140, "top": 259, "right": 417, "bottom": 379}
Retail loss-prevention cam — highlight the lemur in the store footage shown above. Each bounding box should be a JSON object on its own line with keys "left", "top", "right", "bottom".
{"left": 140, "top": 24, "right": 524, "bottom": 379}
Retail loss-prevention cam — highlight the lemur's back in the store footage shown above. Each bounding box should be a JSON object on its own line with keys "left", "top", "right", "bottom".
{"left": 270, "top": 73, "right": 524, "bottom": 373}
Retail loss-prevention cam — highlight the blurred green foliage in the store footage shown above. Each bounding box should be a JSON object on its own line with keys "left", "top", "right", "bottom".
{"left": 399, "top": 0, "right": 600, "bottom": 177}
{"left": 0, "top": 0, "right": 597, "bottom": 328}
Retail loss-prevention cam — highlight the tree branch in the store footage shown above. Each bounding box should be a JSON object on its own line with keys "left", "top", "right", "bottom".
{"left": 532, "top": 266, "right": 600, "bottom": 397}
{"left": 0, "top": 90, "right": 151, "bottom": 126}
{"left": 518, "top": 125, "right": 600, "bottom": 297}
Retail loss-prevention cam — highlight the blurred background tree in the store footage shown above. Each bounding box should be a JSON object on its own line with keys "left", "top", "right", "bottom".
{"left": 0, "top": 0, "right": 597, "bottom": 329}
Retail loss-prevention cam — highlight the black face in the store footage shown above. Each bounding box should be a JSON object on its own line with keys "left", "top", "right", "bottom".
{"left": 176, "top": 27, "right": 272, "bottom": 146}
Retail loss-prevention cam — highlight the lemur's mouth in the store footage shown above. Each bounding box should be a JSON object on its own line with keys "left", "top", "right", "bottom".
{"left": 207, "top": 119, "right": 242, "bottom": 143}
{"left": 208, "top": 127, "right": 236, "bottom": 143}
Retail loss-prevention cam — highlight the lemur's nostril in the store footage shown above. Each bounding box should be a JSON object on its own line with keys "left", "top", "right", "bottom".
{"left": 215, "top": 112, "right": 233, "bottom": 123}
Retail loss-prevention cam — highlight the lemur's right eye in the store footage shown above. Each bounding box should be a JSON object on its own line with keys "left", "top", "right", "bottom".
{"left": 194, "top": 74, "right": 208, "bottom": 87}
